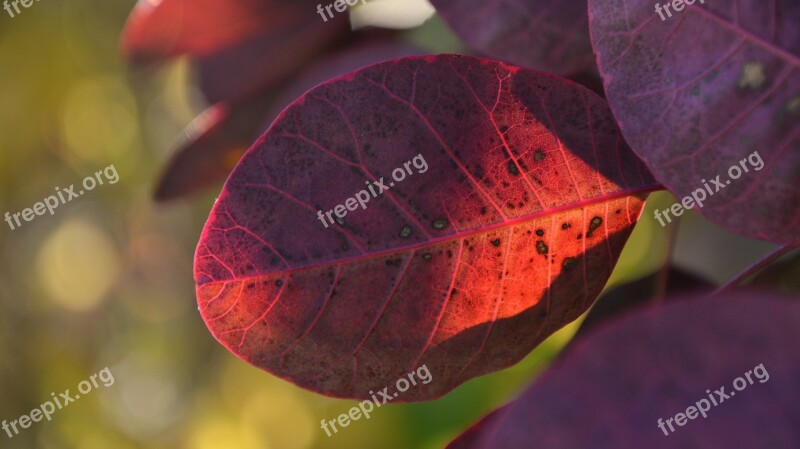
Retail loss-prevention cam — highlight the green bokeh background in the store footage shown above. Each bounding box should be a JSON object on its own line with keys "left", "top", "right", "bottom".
{"left": 0, "top": 2, "right": 777, "bottom": 448}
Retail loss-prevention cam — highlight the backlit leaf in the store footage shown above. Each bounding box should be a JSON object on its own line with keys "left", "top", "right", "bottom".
{"left": 194, "top": 55, "right": 659, "bottom": 400}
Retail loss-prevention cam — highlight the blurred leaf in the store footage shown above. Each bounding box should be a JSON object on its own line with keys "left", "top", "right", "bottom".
{"left": 154, "top": 97, "right": 273, "bottom": 202}
{"left": 155, "top": 40, "right": 423, "bottom": 201}
{"left": 122, "top": 0, "right": 329, "bottom": 62}
{"left": 448, "top": 291, "right": 800, "bottom": 449}
{"left": 569, "top": 266, "right": 713, "bottom": 345}
{"left": 430, "top": 0, "right": 595, "bottom": 74}
{"left": 744, "top": 250, "right": 800, "bottom": 295}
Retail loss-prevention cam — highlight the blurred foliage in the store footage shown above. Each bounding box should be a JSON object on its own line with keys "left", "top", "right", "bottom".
{"left": 0, "top": 2, "right": 781, "bottom": 448}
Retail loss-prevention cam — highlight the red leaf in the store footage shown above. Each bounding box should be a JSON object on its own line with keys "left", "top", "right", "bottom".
{"left": 446, "top": 292, "right": 800, "bottom": 448}
{"left": 430, "top": 0, "right": 596, "bottom": 74}
{"left": 194, "top": 54, "right": 659, "bottom": 400}
{"left": 589, "top": 0, "right": 800, "bottom": 244}
{"left": 121, "top": 0, "right": 346, "bottom": 66}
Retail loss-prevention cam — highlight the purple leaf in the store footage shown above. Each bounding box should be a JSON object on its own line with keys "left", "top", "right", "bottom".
{"left": 568, "top": 266, "right": 712, "bottom": 346}
{"left": 430, "top": 0, "right": 596, "bottom": 74}
{"left": 448, "top": 291, "right": 800, "bottom": 448}
{"left": 196, "top": 16, "right": 350, "bottom": 103}
{"left": 589, "top": 0, "right": 800, "bottom": 244}
{"left": 153, "top": 97, "right": 275, "bottom": 202}
{"left": 154, "top": 42, "right": 424, "bottom": 201}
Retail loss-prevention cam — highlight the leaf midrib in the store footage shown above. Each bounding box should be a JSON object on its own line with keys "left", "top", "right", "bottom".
{"left": 196, "top": 183, "right": 664, "bottom": 287}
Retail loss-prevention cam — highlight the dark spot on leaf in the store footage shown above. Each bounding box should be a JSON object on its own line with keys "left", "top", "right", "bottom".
{"left": 422, "top": 253, "right": 432, "bottom": 261}
{"left": 275, "top": 279, "right": 283, "bottom": 287}
{"left": 508, "top": 161, "right": 520, "bottom": 175}
{"left": 561, "top": 223, "right": 571, "bottom": 230}
{"left": 536, "top": 241, "right": 548, "bottom": 255}
{"left": 562, "top": 257, "right": 577, "bottom": 271}
{"left": 480, "top": 207, "right": 487, "bottom": 215}
{"left": 534, "top": 150, "right": 546, "bottom": 161}
{"left": 491, "top": 239, "right": 501, "bottom": 247}
{"left": 399, "top": 226, "right": 412, "bottom": 238}
{"left": 587, "top": 216, "right": 603, "bottom": 237}
{"left": 432, "top": 219, "right": 449, "bottom": 230}
{"left": 536, "top": 229, "right": 544, "bottom": 236}
{"left": 335, "top": 217, "right": 345, "bottom": 226}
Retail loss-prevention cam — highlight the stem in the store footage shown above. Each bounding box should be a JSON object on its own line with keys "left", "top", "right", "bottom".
{"left": 711, "top": 245, "right": 798, "bottom": 296}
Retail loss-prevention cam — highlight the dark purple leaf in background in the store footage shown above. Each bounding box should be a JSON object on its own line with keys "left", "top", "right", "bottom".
{"left": 196, "top": 15, "right": 351, "bottom": 104}
{"left": 154, "top": 96, "right": 275, "bottom": 202}
{"left": 590, "top": 0, "right": 800, "bottom": 244}
{"left": 155, "top": 42, "right": 424, "bottom": 201}
{"left": 121, "top": 0, "right": 351, "bottom": 104}
{"left": 431, "top": 0, "right": 596, "bottom": 75}
{"left": 746, "top": 249, "right": 800, "bottom": 295}
{"left": 448, "top": 292, "right": 800, "bottom": 449}
{"left": 567, "top": 266, "right": 712, "bottom": 346}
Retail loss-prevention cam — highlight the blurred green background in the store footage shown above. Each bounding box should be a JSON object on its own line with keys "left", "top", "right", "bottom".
{"left": 0, "top": 1, "right": 778, "bottom": 448}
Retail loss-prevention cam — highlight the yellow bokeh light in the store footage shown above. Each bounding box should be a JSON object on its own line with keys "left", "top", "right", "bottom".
{"left": 59, "top": 75, "right": 139, "bottom": 165}
{"left": 36, "top": 217, "right": 120, "bottom": 311}
{"left": 242, "top": 388, "right": 316, "bottom": 449}
{"left": 189, "top": 414, "right": 269, "bottom": 449}
{"left": 78, "top": 435, "right": 139, "bottom": 449}
{"left": 217, "top": 360, "right": 316, "bottom": 449}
